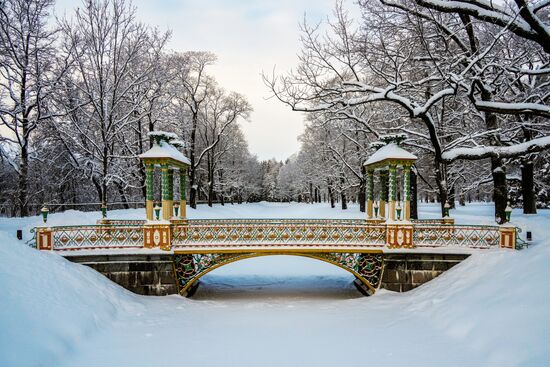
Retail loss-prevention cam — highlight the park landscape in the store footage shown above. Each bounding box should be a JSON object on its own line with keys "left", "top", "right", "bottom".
{"left": 1, "top": 0, "right": 550, "bottom": 366}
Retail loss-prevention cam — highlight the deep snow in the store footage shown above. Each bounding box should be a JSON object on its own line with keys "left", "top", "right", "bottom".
{"left": 1, "top": 202, "right": 549, "bottom": 367}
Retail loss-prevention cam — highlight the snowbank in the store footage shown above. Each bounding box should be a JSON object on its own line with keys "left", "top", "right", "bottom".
{"left": 0, "top": 230, "right": 142, "bottom": 367}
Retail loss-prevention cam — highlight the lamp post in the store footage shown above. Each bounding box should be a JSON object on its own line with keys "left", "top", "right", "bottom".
{"left": 154, "top": 204, "right": 161, "bottom": 221}
{"left": 505, "top": 202, "right": 512, "bottom": 223}
{"left": 101, "top": 202, "right": 107, "bottom": 218}
{"left": 41, "top": 206, "right": 49, "bottom": 224}
{"left": 443, "top": 201, "right": 451, "bottom": 218}
{"left": 396, "top": 202, "right": 402, "bottom": 221}
{"left": 174, "top": 202, "right": 180, "bottom": 218}
{"left": 373, "top": 201, "right": 379, "bottom": 218}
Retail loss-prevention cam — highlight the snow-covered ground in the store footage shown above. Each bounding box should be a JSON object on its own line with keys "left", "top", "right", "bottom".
{"left": 1, "top": 202, "right": 549, "bottom": 367}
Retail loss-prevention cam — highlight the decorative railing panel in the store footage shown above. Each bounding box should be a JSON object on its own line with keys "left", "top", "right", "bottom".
{"left": 413, "top": 224, "right": 500, "bottom": 248}
{"left": 172, "top": 222, "right": 387, "bottom": 248}
{"left": 50, "top": 225, "right": 144, "bottom": 250}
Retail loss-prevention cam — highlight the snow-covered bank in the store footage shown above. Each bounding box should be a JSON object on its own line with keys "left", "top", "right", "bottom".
{"left": 0, "top": 232, "right": 143, "bottom": 367}
{"left": 1, "top": 202, "right": 549, "bottom": 367}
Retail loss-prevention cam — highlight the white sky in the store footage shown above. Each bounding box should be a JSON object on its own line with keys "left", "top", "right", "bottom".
{"left": 55, "top": 0, "right": 338, "bottom": 161}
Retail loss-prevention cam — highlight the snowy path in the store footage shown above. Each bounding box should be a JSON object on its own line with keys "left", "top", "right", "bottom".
{"left": 1, "top": 202, "right": 550, "bottom": 367}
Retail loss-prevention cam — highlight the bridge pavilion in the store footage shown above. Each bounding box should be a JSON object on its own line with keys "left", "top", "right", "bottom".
{"left": 138, "top": 134, "right": 190, "bottom": 221}
{"left": 364, "top": 143, "right": 417, "bottom": 222}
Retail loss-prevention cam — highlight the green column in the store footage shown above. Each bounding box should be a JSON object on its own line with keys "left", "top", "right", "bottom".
{"left": 145, "top": 164, "right": 154, "bottom": 220}
{"left": 161, "top": 165, "right": 170, "bottom": 201}
{"left": 389, "top": 165, "right": 397, "bottom": 220}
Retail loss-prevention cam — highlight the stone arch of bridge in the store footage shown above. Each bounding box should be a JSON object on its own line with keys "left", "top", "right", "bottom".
{"left": 173, "top": 251, "right": 384, "bottom": 297}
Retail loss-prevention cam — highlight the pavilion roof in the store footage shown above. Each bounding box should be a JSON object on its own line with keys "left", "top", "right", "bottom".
{"left": 138, "top": 141, "right": 191, "bottom": 167}
{"left": 364, "top": 143, "right": 417, "bottom": 168}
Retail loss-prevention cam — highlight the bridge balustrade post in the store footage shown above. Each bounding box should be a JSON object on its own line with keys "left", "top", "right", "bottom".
{"left": 499, "top": 225, "right": 516, "bottom": 249}
{"left": 36, "top": 227, "right": 53, "bottom": 250}
{"left": 144, "top": 223, "right": 172, "bottom": 251}
{"left": 386, "top": 223, "right": 414, "bottom": 249}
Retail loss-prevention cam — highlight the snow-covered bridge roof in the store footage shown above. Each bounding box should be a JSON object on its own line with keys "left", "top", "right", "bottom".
{"left": 364, "top": 143, "right": 417, "bottom": 168}
{"left": 138, "top": 141, "right": 191, "bottom": 167}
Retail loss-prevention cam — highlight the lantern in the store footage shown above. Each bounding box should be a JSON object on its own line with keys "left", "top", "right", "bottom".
{"left": 444, "top": 201, "right": 451, "bottom": 218}
{"left": 154, "top": 204, "right": 161, "bottom": 221}
{"left": 41, "top": 206, "right": 49, "bottom": 224}
{"left": 505, "top": 202, "right": 512, "bottom": 223}
{"left": 101, "top": 202, "right": 107, "bottom": 218}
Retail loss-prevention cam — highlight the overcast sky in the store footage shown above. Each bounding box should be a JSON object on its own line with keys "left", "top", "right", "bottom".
{"left": 55, "top": 0, "right": 339, "bottom": 161}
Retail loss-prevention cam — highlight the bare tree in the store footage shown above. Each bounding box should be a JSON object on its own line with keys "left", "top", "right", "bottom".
{"left": 56, "top": 0, "right": 165, "bottom": 205}
{"left": 0, "top": 0, "right": 70, "bottom": 216}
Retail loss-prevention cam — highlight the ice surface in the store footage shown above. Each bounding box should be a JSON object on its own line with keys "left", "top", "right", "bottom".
{"left": 1, "top": 202, "right": 549, "bottom": 367}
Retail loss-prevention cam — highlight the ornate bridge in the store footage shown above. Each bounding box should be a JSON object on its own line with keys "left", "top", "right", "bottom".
{"left": 33, "top": 218, "right": 519, "bottom": 296}
{"left": 32, "top": 136, "right": 520, "bottom": 296}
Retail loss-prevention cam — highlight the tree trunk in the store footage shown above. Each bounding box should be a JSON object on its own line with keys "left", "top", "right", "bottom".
{"left": 341, "top": 191, "right": 347, "bottom": 209}
{"left": 327, "top": 179, "right": 335, "bottom": 208}
{"left": 116, "top": 182, "right": 130, "bottom": 209}
{"left": 358, "top": 178, "right": 366, "bottom": 213}
{"left": 480, "top": 89, "right": 508, "bottom": 222}
{"left": 521, "top": 158, "right": 537, "bottom": 214}
{"left": 435, "top": 161, "right": 448, "bottom": 217}
{"left": 449, "top": 185, "right": 456, "bottom": 209}
{"left": 207, "top": 156, "right": 214, "bottom": 207}
{"left": 358, "top": 165, "right": 366, "bottom": 213}
{"left": 102, "top": 146, "right": 108, "bottom": 205}
{"left": 188, "top": 112, "right": 199, "bottom": 209}
{"left": 18, "top": 144, "right": 29, "bottom": 217}
{"left": 492, "top": 158, "right": 508, "bottom": 223}
{"left": 340, "top": 176, "right": 347, "bottom": 210}
{"left": 137, "top": 114, "right": 146, "bottom": 199}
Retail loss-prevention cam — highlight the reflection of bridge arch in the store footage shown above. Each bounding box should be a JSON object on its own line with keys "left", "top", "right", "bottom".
{"left": 173, "top": 251, "right": 384, "bottom": 296}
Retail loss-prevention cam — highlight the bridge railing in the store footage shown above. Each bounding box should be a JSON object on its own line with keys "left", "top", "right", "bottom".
{"left": 33, "top": 219, "right": 518, "bottom": 251}
{"left": 34, "top": 224, "right": 144, "bottom": 251}
{"left": 413, "top": 224, "right": 501, "bottom": 249}
{"left": 172, "top": 221, "right": 387, "bottom": 248}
